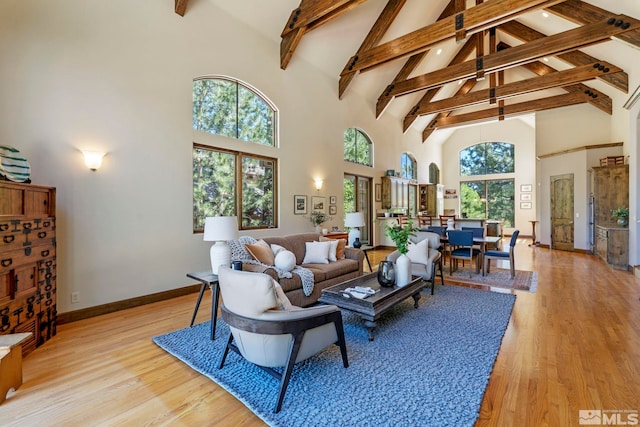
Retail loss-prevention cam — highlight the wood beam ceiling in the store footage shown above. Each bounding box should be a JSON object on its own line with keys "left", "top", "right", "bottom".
{"left": 281, "top": 0, "right": 367, "bottom": 70}
{"left": 175, "top": 0, "right": 189, "bottom": 16}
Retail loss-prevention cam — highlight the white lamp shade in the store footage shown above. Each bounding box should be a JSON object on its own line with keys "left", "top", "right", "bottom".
{"left": 344, "top": 212, "right": 365, "bottom": 228}
{"left": 203, "top": 216, "right": 239, "bottom": 242}
{"left": 82, "top": 151, "right": 105, "bottom": 170}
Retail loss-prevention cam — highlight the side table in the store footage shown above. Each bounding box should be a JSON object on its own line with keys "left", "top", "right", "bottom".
{"left": 359, "top": 245, "right": 374, "bottom": 272}
{"left": 528, "top": 220, "right": 539, "bottom": 247}
{"left": 0, "top": 333, "right": 32, "bottom": 404}
{"left": 186, "top": 271, "right": 219, "bottom": 340}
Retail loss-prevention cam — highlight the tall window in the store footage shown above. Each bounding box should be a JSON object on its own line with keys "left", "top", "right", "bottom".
{"left": 459, "top": 142, "right": 515, "bottom": 226}
{"left": 429, "top": 163, "right": 440, "bottom": 184}
{"left": 460, "top": 180, "right": 514, "bottom": 227}
{"left": 343, "top": 128, "right": 372, "bottom": 166}
{"left": 193, "top": 145, "right": 277, "bottom": 231}
{"left": 192, "top": 77, "right": 278, "bottom": 232}
{"left": 193, "top": 77, "right": 276, "bottom": 146}
{"left": 460, "top": 142, "right": 514, "bottom": 176}
{"left": 400, "top": 153, "right": 417, "bottom": 180}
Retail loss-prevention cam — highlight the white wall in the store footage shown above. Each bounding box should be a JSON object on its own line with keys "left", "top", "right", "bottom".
{"left": 0, "top": 0, "right": 444, "bottom": 312}
{"left": 440, "top": 118, "right": 536, "bottom": 234}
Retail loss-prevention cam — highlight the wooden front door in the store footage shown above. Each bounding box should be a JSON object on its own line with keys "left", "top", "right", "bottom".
{"left": 550, "top": 173, "right": 574, "bottom": 251}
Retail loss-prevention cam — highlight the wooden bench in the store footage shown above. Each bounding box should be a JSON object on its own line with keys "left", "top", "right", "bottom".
{"left": 0, "top": 333, "right": 32, "bottom": 404}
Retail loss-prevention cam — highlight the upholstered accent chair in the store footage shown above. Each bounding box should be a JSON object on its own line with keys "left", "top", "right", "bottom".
{"left": 386, "top": 231, "right": 444, "bottom": 295}
{"left": 447, "top": 230, "right": 481, "bottom": 277}
{"left": 216, "top": 267, "right": 349, "bottom": 413}
{"left": 483, "top": 230, "right": 520, "bottom": 278}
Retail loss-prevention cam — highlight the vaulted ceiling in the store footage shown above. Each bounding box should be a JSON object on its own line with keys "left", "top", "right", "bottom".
{"left": 176, "top": 0, "right": 640, "bottom": 143}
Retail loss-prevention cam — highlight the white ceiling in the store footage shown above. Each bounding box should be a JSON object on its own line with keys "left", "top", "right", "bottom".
{"left": 208, "top": 0, "right": 640, "bottom": 140}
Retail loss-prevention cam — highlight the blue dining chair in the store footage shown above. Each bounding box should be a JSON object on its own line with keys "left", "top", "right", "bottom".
{"left": 447, "top": 230, "right": 481, "bottom": 277}
{"left": 483, "top": 230, "right": 520, "bottom": 278}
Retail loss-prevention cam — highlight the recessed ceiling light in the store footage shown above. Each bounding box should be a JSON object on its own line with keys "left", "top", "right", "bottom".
{"left": 542, "top": 12, "right": 549, "bottom": 18}
{"left": 436, "top": 48, "right": 442, "bottom": 55}
{"left": 458, "top": 80, "right": 463, "bottom": 85}
{"left": 543, "top": 57, "right": 549, "bottom": 62}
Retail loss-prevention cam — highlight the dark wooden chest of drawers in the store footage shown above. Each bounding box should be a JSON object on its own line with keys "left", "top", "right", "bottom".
{"left": 0, "top": 181, "right": 57, "bottom": 355}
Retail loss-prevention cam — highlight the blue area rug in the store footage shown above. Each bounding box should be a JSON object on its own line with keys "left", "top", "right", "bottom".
{"left": 153, "top": 285, "right": 515, "bottom": 427}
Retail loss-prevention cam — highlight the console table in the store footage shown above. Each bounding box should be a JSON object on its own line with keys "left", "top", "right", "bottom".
{"left": 186, "top": 271, "right": 219, "bottom": 340}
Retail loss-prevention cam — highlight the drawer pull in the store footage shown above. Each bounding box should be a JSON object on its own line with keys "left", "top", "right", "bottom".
{"left": 1, "top": 258, "right": 12, "bottom": 267}
{"left": 38, "top": 231, "right": 47, "bottom": 239}
{"left": 0, "top": 224, "right": 8, "bottom": 232}
{"left": 3, "top": 235, "right": 15, "bottom": 243}
{"left": 41, "top": 249, "right": 50, "bottom": 257}
{"left": 43, "top": 221, "right": 51, "bottom": 227}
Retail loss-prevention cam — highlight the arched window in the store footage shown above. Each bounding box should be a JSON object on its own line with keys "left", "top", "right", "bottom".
{"left": 192, "top": 77, "right": 278, "bottom": 232}
{"left": 400, "top": 153, "right": 417, "bottom": 180}
{"left": 459, "top": 142, "right": 514, "bottom": 176}
{"left": 193, "top": 77, "right": 276, "bottom": 146}
{"left": 429, "top": 163, "right": 440, "bottom": 184}
{"left": 343, "top": 128, "right": 372, "bottom": 167}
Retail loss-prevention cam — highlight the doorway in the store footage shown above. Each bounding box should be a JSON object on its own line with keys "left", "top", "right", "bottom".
{"left": 550, "top": 173, "right": 574, "bottom": 251}
{"left": 344, "top": 174, "right": 372, "bottom": 244}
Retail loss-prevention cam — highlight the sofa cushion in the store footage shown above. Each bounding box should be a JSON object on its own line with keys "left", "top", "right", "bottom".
{"left": 265, "top": 233, "right": 320, "bottom": 265}
{"left": 245, "top": 239, "right": 275, "bottom": 265}
{"left": 302, "top": 241, "right": 331, "bottom": 264}
{"left": 406, "top": 238, "right": 429, "bottom": 266}
{"left": 274, "top": 250, "right": 296, "bottom": 271}
{"left": 309, "top": 259, "right": 359, "bottom": 280}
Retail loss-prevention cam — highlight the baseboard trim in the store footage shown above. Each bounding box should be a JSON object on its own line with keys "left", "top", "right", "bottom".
{"left": 57, "top": 284, "right": 201, "bottom": 324}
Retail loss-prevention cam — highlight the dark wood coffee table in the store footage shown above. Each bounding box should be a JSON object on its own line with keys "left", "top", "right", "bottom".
{"left": 318, "top": 273, "right": 424, "bottom": 341}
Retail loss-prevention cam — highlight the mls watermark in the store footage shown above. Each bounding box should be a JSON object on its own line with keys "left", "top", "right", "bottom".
{"left": 579, "top": 410, "right": 639, "bottom": 425}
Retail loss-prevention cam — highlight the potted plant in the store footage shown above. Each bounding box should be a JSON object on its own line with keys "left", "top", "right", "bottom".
{"left": 309, "top": 211, "right": 332, "bottom": 232}
{"left": 612, "top": 206, "right": 629, "bottom": 227}
{"left": 385, "top": 219, "right": 417, "bottom": 286}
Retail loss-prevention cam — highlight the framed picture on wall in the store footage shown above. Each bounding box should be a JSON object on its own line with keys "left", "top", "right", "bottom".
{"left": 330, "top": 195, "right": 337, "bottom": 205}
{"left": 520, "top": 184, "right": 532, "bottom": 192}
{"left": 311, "top": 196, "right": 326, "bottom": 213}
{"left": 520, "top": 193, "right": 532, "bottom": 201}
{"left": 520, "top": 202, "right": 532, "bottom": 209}
{"left": 329, "top": 205, "right": 337, "bottom": 215}
{"left": 294, "top": 195, "right": 307, "bottom": 215}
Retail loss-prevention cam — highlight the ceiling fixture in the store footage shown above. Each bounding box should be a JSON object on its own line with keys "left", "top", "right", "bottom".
{"left": 542, "top": 12, "right": 549, "bottom": 18}
{"left": 436, "top": 48, "right": 442, "bottom": 55}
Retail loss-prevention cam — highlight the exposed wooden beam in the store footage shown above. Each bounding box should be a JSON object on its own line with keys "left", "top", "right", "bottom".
{"left": 426, "top": 93, "right": 590, "bottom": 130}
{"left": 421, "top": 78, "right": 478, "bottom": 141}
{"left": 412, "top": 61, "right": 620, "bottom": 117}
{"left": 339, "top": 0, "right": 407, "bottom": 99}
{"left": 400, "top": 34, "right": 477, "bottom": 129}
{"left": 175, "top": 0, "right": 189, "bottom": 16}
{"left": 499, "top": 20, "right": 628, "bottom": 93}
{"left": 281, "top": 0, "right": 367, "bottom": 69}
{"left": 340, "top": 0, "right": 566, "bottom": 76}
{"left": 373, "top": 0, "right": 458, "bottom": 117}
{"left": 547, "top": 0, "right": 640, "bottom": 49}
{"left": 387, "top": 15, "right": 640, "bottom": 99}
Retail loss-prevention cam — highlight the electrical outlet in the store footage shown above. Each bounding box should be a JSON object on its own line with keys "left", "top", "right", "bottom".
{"left": 71, "top": 291, "right": 80, "bottom": 303}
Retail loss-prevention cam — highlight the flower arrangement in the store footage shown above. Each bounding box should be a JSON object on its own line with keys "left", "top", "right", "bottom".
{"left": 309, "top": 211, "right": 332, "bottom": 227}
{"left": 385, "top": 219, "right": 417, "bottom": 255}
{"left": 612, "top": 206, "right": 629, "bottom": 219}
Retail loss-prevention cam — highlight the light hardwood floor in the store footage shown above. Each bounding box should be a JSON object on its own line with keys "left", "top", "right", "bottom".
{"left": 1, "top": 242, "right": 639, "bottom": 426}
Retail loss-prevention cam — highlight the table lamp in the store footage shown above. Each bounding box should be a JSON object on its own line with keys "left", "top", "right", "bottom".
{"left": 345, "top": 212, "right": 365, "bottom": 248}
{"left": 203, "top": 216, "right": 238, "bottom": 274}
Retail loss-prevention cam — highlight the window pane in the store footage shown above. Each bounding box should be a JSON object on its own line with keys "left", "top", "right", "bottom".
{"left": 237, "top": 85, "right": 274, "bottom": 146}
{"left": 193, "top": 147, "right": 236, "bottom": 230}
{"left": 486, "top": 143, "right": 514, "bottom": 174}
{"left": 460, "top": 144, "right": 486, "bottom": 176}
{"left": 487, "top": 180, "right": 514, "bottom": 227}
{"left": 460, "top": 181, "right": 486, "bottom": 219}
{"left": 344, "top": 128, "right": 356, "bottom": 162}
{"left": 192, "top": 79, "right": 237, "bottom": 138}
{"left": 241, "top": 156, "right": 275, "bottom": 228}
{"left": 344, "top": 128, "right": 372, "bottom": 166}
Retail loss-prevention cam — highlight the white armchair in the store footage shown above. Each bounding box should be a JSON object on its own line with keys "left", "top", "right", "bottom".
{"left": 386, "top": 231, "right": 444, "bottom": 294}
{"left": 216, "top": 267, "right": 349, "bottom": 413}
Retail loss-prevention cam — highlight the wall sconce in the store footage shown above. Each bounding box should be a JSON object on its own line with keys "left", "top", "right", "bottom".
{"left": 315, "top": 178, "right": 323, "bottom": 191}
{"left": 82, "top": 151, "right": 106, "bottom": 171}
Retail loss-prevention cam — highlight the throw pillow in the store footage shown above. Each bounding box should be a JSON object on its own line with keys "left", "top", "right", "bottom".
{"left": 245, "top": 239, "right": 275, "bottom": 266}
{"left": 406, "top": 238, "right": 429, "bottom": 266}
{"left": 320, "top": 237, "right": 346, "bottom": 260}
{"left": 270, "top": 243, "right": 286, "bottom": 256}
{"left": 302, "top": 241, "right": 331, "bottom": 264}
{"left": 274, "top": 250, "right": 296, "bottom": 271}
{"left": 317, "top": 238, "right": 338, "bottom": 262}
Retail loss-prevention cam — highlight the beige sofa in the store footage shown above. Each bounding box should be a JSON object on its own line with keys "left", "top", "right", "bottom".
{"left": 241, "top": 233, "right": 364, "bottom": 307}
